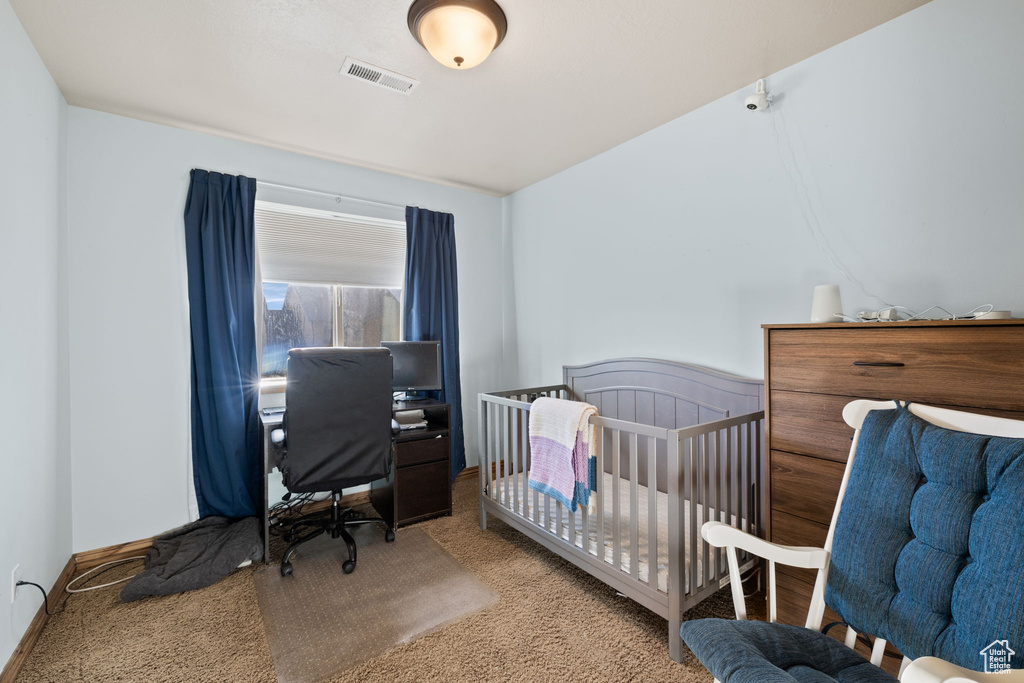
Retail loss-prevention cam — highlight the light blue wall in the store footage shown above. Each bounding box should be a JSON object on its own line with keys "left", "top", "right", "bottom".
{"left": 6, "top": 0, "right": 1022, "bottom": 636}
{"left": 506, "top": 0, "right": 1024, "bottom": 383}
{"left": 0, "top": 0, "right": 70, "bottom": 665}
{"left": 65, "top": 108, "right": 505, "bottom": 551}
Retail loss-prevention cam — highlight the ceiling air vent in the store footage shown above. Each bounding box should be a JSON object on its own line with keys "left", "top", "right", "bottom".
{"left": 340, "top": 57, "right": 419, "bottom": 95}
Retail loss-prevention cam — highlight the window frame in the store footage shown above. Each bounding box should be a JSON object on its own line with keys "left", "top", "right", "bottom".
{"left": 258, "top": 281, "right": 404, "bottom": 394}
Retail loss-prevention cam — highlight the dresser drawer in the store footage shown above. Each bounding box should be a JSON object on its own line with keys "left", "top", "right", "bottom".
{"left": 768, "top": 326, "right": 1024, "bottom": 411}
{"left": 770, "top": 451, "right": 845, "bottom": 526}
{"left": 772, "top": 510, "right": 830, "bottom": 600}
{"left": 770, "top": 391, "right": 856, "bottom": 462}
{"left": 395, "top": 435, "right": 449, "bottom": 467}
{"left": 771, "top": 508, "right": 829, "bottom": 548}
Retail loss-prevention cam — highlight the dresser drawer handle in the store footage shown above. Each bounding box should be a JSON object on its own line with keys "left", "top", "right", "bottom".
{"left": 853, "top": 361, "right": 905, "bottom": 367}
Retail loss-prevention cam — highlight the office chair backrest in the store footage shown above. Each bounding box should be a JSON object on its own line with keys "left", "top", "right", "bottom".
{"left": 826, "top": 401, "right": 1024, "bottom": 669}
{"left": 280, "top": 347, "right": 393, "bottom": 493}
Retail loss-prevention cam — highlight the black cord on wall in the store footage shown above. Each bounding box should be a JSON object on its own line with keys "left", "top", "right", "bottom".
{"left": 16, "top": 581, "right": 65, "bottom": 617}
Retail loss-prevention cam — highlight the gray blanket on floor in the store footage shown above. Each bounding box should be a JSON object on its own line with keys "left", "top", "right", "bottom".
{"left": 120, "top": 516, "right": 263, "bottom": 602}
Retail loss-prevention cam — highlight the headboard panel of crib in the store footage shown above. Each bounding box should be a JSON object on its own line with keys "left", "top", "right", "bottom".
{"left": 563, "top": 358, "right": 764, "bottom": 493}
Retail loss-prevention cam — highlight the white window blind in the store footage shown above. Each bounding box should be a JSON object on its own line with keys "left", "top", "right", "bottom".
{"left": 254, "top": 201, "right": 406, "bottom": 287}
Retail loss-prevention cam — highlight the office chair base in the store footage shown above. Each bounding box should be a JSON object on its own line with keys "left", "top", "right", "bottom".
{"left": 278, "top": 491, "right": 393, "bottom": 578}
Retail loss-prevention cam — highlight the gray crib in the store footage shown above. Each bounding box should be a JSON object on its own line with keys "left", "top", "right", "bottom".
{"left": 478, "top": 358, "right": 765, "bottom": 661}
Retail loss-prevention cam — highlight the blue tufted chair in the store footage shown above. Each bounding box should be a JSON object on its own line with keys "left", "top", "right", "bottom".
{"left": 680, "top": 400, "right": 1024, "bottom": 683}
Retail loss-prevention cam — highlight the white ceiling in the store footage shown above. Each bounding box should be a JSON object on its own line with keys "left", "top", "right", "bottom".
{"left": 12, "top": 0, "right": 930, "bottom": 196}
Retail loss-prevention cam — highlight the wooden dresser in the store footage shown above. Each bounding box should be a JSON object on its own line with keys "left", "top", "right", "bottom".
{"left": 763, "top": 320, "right": 1024, "bottom": 639}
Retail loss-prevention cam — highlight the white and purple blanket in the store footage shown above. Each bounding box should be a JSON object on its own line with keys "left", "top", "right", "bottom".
{"left": 527, "top": 397, "right": 598, "bottom": 512}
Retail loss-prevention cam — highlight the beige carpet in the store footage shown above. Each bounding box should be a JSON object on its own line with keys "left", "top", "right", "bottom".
{"left": 18, "top": 480, "right": 752, "bottom": 682}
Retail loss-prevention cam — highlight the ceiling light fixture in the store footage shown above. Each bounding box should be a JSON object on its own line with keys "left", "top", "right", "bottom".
{"left": 408, "top": 0, "right": 507, "bottom": 70}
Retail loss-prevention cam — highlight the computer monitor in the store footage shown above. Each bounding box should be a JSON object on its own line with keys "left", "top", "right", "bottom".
{"left": 381, "top": 341, "right": 442, "bottom": 392}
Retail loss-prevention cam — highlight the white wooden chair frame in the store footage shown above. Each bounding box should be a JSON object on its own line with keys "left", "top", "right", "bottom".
{"left": 702, "top": 400, "right": 1024, "bottom": 682}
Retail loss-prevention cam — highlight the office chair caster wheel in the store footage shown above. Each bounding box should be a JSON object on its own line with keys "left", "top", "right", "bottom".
{"left": 384, "top": 529, "right": 395, "bottom": 543}
{"left": 342, "top": 560, "right": 356, "bottom": 574}
{"left": 283, "top": 532, "right": 296, "bottom": 543}
{"left": 280, "top": 562, "right": 293, "bottom": 577}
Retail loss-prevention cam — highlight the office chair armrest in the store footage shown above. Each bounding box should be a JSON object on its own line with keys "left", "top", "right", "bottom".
{"left": 901, "top": 657, "right": 1024, "bottom": 682}
{"left": 270, "top": 428, "right": 285, "bottom": 446}
{"left": 702, "top": 521, "right": 829, "bottom": 570}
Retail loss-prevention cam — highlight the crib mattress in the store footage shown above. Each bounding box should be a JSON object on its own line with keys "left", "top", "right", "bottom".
{"left": 491, "top": 471, "right": 741, "bottom": 593}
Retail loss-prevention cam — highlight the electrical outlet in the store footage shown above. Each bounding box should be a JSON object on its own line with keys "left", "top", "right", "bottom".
{"left": 10, "top": 564, "right": 21, "bottom": 604}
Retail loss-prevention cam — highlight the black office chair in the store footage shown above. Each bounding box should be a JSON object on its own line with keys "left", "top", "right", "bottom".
{"left": 271, "top": 347, "right": 395, "bottom": 577}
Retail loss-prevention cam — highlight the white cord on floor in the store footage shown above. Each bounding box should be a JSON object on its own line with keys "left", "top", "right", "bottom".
{"left": 66, "top": 556, "right": 147, "bottom": 593}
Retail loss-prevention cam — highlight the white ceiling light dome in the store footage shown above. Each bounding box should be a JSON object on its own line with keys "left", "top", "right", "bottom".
{"left": 408, "top": 0, "right": 507, "bottom": 70}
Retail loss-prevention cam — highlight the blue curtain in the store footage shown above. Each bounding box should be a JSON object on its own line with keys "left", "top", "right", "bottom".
{"left": 184, "top": 169, "right": 260, "bottom": 518}
{"left": 404, "top": 207, "right": 465, "bottom": 480}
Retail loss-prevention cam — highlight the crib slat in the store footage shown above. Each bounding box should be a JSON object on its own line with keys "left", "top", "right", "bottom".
{"left": 597, "top": 426, "right": 605, "bottom": 561}
{"left": 505, "top": 406, "right": 513, "bottom": 509}
{"left": 612, "top": 429, "right": 621, "bottom": 571}
{"left": 521, "top": 408, "right": 530, "bottom": 517}
{"left": 700, "top": 436, "right": 708, "bottom": 589}
{"left": 647, "top": 435, "right": 658, "bottom": 590}
{"left": 667, "top": 430, "right": 682, "bottom": 632}
{"left": 556, "top": 500, "right": 564, "bottom": 539}
{"left": 755, "top": 418, "right": 763, "bottom": 537}
{"left": 744, "top": 421, "right": 752, "bottom": 536}
{"left": 715, "top": 427, "right": 724, "bottom": 578}
{"left": 511, "top": 406, "right": 519, "bottom": 514}
{"left": 481, "top": 402, "right": 490, "bottom": 500}
{"left": 725, "top": 425, "right": 735, "bottom": 572}
{"left": 544, "top": 483, "right": 551, "bottom": 531}
{"left": 739, "top": 423, "right": 748, "bottom": 539}
{"left": 697, "top": 434, "right": 706, "bottom": 590}
{"left": 747, "top": 419, "right": 756, "bottom": 536}
{"left": 496, "top": 404, "right": 504, "bottom": 505}
{"left": 705, "top": 431, "right": 714, "bottom": 585}
{"left": 489, "top": 402, "right": 497, "bottom": 501}
{"left": 630, "top": 432, "right": 639, "bottom": 581}
{"left": 687, "top": 435, "right": 698, "bottom": 596}
{"left": 533, "top": 462, "right": 540, "bottom": 526}
{"left": 493, "top": 402, "right": 500, "bottom": 504}
{"left": 498, "top": 406, "right": 506, "bottom": 507}
{"left": 483, "top": 402, "right": 490, "bottom": 500}
{"left": 497, "top": 402, "right": 504, "bottom": 504}
{"left": 568, "top": 488, "right": 576, "bottom": 547}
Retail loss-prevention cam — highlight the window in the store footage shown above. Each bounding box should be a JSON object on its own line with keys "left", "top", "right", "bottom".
{"left": 260, "top": 283, "right": 401, "bottom": 379}
{"left": 255, "top": 201, "right": 406, "bottom": 383}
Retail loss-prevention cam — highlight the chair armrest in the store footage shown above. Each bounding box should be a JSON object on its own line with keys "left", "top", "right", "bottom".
{"left": 702, "top": 521, "right": 829, "bottom": 570}
{"left": 901, "top": 657, "right": 1024, "bottom": 683}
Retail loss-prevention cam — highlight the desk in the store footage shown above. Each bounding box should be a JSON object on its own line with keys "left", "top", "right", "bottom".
{"left": 259, "top": 399, "right": 453, "bottom": 564}
{"left": 260, "top": 411, "right": 284, "bottom": 565}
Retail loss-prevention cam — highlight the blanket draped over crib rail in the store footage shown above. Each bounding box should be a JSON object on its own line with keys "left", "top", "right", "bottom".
{"left": 527, "top": 397, "right": 597, "bottom": 511}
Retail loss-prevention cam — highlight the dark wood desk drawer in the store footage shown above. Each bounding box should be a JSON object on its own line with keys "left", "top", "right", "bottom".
{"left": 397, "top": 460, "right": 450, "bottom": 522}
{"left": 396, "top": 435, "right": 449, "bottom": 467}
{"left": 768, "top": 326, "right": 1024, "bottom": 411}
